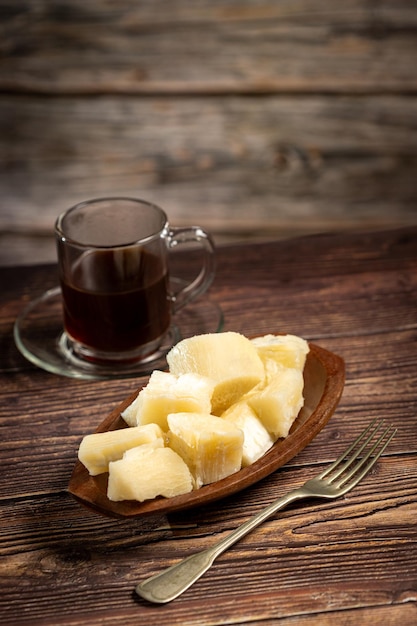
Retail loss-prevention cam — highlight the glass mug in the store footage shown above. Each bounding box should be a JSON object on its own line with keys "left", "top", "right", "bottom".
{"left": 55, "top": 197, "right": 215, "bottom": 365}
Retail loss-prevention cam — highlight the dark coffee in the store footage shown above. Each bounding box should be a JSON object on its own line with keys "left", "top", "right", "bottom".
{"left": 60, "top": 248, "right": 170, "bottom": 355}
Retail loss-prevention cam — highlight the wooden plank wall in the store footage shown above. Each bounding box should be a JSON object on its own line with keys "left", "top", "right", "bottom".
{"left": 1, "top": 1, "right": 417, "bottom": 266}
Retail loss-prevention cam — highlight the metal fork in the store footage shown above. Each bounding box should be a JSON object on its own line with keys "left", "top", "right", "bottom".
{"left": 136, "top": 419, "right": 396, "bottom": 604}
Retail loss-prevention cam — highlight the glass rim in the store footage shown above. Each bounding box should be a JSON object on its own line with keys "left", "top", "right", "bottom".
{"left": 54, "top": 196, "right": 169, "bottom": 249}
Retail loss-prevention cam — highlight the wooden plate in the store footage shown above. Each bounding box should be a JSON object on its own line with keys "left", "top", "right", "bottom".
{"left": 68, "top": 342, "right": 345, "bottom": 518}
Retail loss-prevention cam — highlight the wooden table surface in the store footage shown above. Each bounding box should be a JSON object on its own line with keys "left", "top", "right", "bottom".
{"left": 1, "top": 228, "right": 416, "bottom": 625}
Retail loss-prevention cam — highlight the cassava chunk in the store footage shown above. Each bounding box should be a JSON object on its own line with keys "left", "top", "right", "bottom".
{"left": 248, "top": 368, "right": 304, "bottom": 439}
{"left": 222, "top": 400, "right": 274, "bottom": 466}
{"left": 121, "top": 370, "right": 214, "bottom": 430}
{"left": 167, "top": 332, "right": 264, "bottom": 414}
{"left": 167, "top": 412, "right": 244, "bottom": 488}
{"left": 107, "top": 443, "right": 193, "bottom": 502}
{"left": 78, "top": 423, "right": 164, "bottom": 476}
{"left": 251, "top": 334, "right": 309, "bottom": 380}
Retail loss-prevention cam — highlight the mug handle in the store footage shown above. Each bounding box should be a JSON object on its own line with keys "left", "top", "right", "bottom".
{"left": 166, "top": 227, "right": 216, "bottom": 312}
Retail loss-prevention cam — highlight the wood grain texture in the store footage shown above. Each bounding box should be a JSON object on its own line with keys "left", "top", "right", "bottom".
{"left": 1, "top": 0, "right": 416, "bottom": 94}
{"left": 0, "top": 227, "right": 416, "bottom": 625}
{"left": 1, "top": 1, "right": 417, "bottom": 266}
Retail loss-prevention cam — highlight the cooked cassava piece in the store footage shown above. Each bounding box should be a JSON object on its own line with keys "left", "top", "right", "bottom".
{"left": 251, "top": 333, "right": 309, "bottom": 373}
{"left": 121, "top": 370, "right": 214, "bottom": 430}
{"left": 247, "top": 368, "right": 305, "bottom": 439}
{"left": 167, "top": 412, "right": 244, "bottom": 488}
{"left": 166, "top": 331, "right": 265, "bottom": 415}
{"left": 221, "top": 400, "right": 275, "bottom": 467}
{"left": 78, "top": 423, "right": 164, "bottom": 476}
{"left": 107, "top": 443, "right": 193, "bottom": 502}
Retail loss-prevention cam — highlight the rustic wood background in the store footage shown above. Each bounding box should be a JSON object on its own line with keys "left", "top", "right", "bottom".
{"left": 1, "top": 1, "right": 417, "bottom": 266}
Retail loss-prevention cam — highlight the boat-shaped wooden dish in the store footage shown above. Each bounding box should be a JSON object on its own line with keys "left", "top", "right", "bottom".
{"left": 68, "top": 342, "right": 345, "bottom": 518}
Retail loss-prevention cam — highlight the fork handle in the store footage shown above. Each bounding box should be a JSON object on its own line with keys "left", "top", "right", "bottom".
{"left": 136, "top": 487, "right": 307, "bottom": 604}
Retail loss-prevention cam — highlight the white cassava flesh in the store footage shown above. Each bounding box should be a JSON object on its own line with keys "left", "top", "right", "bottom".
{"left": 107, "top": 443, "right": 193, "bottom": 502}
{"left": 78, "top": 423, "right": 164, "bottom": 476}
{"left": 167, "top": 412, "right": 244, "bottom": 488}
{"left": 248, "top": 368, "right": 305, "bottom": 439}
{"left": 167, "top": 331, "right": 264, "bottom": 414}
{"left": 121, "top": 370, "right": 214, "bottom": 430}
{"left": 222, "top": 400, "right": 275, "bottom": 467}
{"left": 251, "top": 333, "right": 309, "bottom": 380}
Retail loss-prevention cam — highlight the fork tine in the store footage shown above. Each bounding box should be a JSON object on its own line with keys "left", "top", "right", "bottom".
{"left": 318, "top": 418, "right": 380, "bottom": 480}
{"left": 335, "top": 424, "right": 396, "bottom": 490}
{"left": 325, "top": 419, "right": 386, "bottom": 482}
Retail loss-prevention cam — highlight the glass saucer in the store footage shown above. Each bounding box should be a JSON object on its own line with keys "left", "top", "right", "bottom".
{"left": 14, "top": 280, "right": 224, "bottom": 380}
